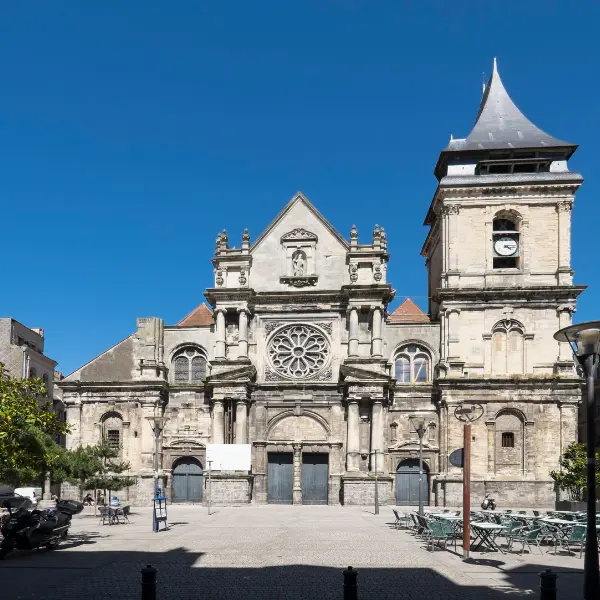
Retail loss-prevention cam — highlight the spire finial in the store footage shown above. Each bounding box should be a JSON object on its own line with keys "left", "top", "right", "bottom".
{"left": 492, "top": 57, "right": 498, "bottom": 73}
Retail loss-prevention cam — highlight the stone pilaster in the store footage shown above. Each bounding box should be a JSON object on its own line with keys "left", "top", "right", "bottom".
{"left": 64, "top": 395, "right": 82, "bottom": 450}
{"left": 235, "top": 400, "right": 248, "bottom": 444}
{"left": 485, "top": 421, "right": 495, "bottom": 475}
{"left": 293, "top": 443, "right": 302, "bottom": 505}
{"left": 238, "top": 308, "right": 249, "bottom": 358}
{"left": 215, "top": 308, "right": 227, "bottom": 359}
{"left": 212, "top": 400, "right": 225, "bottom": 444}
{"left": 252, "top": 442, "right": 267, "bottom": 504}
{"left": 346, "top": 400, "right": 360, "bottom": 472}
{"left": 348, "top": 307, "right": 359, "bottom": 357}
{"left": 370, "top": 307, "right": 383, "bottom": 357}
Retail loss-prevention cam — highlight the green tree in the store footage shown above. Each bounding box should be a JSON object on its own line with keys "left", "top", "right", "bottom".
{"left": 65, "top": 438, "right": 136, "bottom": 500}
{"left": 0, "top": 363, "right": 69, "bottom": 486}
{"left": 550, "top": 441, "right": 600, "bottom": 501}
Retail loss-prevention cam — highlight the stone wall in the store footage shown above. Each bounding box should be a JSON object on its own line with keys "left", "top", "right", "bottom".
{"left": 206, "top": 475, "right": 252, "bottom": 505}
{"left": 341, "top": 475, "right": 394, "bottom": 506}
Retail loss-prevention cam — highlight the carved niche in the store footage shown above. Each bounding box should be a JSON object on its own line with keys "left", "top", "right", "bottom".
{"left": 279, "top": 228, "right": 318, "bottom": 288}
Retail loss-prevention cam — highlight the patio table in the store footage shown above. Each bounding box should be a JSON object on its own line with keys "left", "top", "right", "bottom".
{"left": 471, "top": 522, "right": 507, "bottom": 553}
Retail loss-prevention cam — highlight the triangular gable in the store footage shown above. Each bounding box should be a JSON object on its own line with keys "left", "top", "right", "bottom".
{"left": 389, "top": 298, "right": 430, "bottom": 324}
{"left": 176, "top": 303, "right": 213, "bottom": 327}
{"left": 251, "top": 192, "right": 349, "bottom": 253}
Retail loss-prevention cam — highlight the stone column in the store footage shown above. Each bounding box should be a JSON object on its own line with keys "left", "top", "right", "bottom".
{"left": 293, "top": 443, "right": 302, "bottom": 505}
{"left": 370, "top": 400, "right": 384, "bottom": 472}
{"left": 215, "top": 308, "right": 227, "bottom": 359}
{"left": 253, "top": 442, "right": 267, "bottom": 503}
{"left": 64, "top": 397, "right": 82, "bottom": 450}
{"left": 238, "top": 308, "right": 249, "bottom": 358}
{"left": 370, "top": 307, "right": 383, "bottom": 357}
{"left": 447, "top": 309, "right": 460, "bottom": 359}
{"left": 235, "top": 400, "right": 248, "bottom": 444}
{"left": 486, "top": 421, "right": 495, "bottom": 475}
{"left": 557, "top": 200, "right": 572, "bottom": 285}
{"left": 346, "top": 400, "right": 360, "bottom": 472}
{"left": 348, "top": 307, "right": 359, "bottom": 357}
{"left": 212, "top": 400, "right": 225, "bottom": 444}
{"left": 557, "top": 305, "right": 575, "bottom": 362}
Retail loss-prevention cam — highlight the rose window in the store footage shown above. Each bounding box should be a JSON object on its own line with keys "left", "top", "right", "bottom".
{"left": 268, "top": 324, "right": 330, "bottom": 379}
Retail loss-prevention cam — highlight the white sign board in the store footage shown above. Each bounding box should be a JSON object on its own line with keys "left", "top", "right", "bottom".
{"left": 206, "top": 444, "right": 251, "bottom": 472}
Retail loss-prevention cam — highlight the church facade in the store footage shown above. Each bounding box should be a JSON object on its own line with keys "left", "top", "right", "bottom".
{"left": 59, "top": 62, "right": 584, "bottom": 507}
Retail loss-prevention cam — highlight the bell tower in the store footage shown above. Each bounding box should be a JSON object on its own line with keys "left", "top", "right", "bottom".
{"left": 422, "top": 60, "right": 585, "bottom": 506}
{"left": 422, "top": 58, "right": 585, "bottom": 378}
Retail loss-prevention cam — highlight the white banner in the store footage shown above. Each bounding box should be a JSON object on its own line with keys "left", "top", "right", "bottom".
{"left": 206, "top": 444, "right": 251, "bottom": 472}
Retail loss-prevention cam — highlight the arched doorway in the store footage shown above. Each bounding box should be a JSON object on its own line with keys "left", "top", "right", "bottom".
{"left": 172, "top": 458, "right": 204, "bottom": 503}
{"left": 396, "top": 459, "right": 429, "bottom": 506}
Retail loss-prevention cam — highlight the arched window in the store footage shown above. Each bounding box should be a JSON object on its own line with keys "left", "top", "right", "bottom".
{"left": 491, "top": 319, "right": 525, "bottom": 375}
{"left": 493, "top": 214, "right": 520, "bottom": 270}
{"left": 495, "top": 410, "right": 524, "bottom": 475}
{"left": 394, "top": 345, "right": 430, "bottom": 384}
{"left": 101, "top": 412, "right": 123, "bottom": 451}
{"left": 172, "top": 347, "right": 207, "bottom": 383}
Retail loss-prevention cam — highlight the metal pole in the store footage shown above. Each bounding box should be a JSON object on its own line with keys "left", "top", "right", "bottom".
{"left": 463, "top": 424, "right": 471, "bottom": 560}
{"left": 418, "top": 430, "right": 424, "bottom": 517}
{"left": 583, "top": 354, "right": 599, "bottom": 600}
{"left": 539, "top": 568, "right": 557, "bottom": 600}
{"left": 141, "top": 564, "right": 157, "bottom": 600}
{"left": 152, "top": 428, "right": 159, "bottom": 533}
{"left": 374, "top": 451, "right": 379, "bottom": 515}
{"left": 208, "top": 460, "right": 213, "bottom": 516}
{"left": 342, "top": 566, "right": 358, "bottom": 600}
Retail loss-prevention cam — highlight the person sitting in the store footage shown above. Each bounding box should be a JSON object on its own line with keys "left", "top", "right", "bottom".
{"left": 83, "top": 493, "right": 95, "bottom": 506}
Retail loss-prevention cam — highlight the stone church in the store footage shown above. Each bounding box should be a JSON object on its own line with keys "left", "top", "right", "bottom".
{"left": 59, "top": 61, "right": 584, "bottom": 507}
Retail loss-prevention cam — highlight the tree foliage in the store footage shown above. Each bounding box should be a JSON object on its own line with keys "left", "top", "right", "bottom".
{"left": 550, "top": 441, "right": 600, "bottom": 501}
{"left": 64, "top": 438, "right": 136, "bottom": 494}
{"left": 0, "top": 363, "right": 69, "bottom": 486}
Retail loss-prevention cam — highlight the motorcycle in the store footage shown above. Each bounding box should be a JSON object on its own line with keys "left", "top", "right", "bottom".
{"left": 481, "top": 493, "right": 496, "bottom": 510}
{"left": 0, "top": 497, "right": 83, "bottom": 559}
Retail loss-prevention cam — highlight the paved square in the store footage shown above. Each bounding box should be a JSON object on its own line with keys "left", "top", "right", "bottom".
{"left": 0, "top": 506, "right": 586, "bottom": 600}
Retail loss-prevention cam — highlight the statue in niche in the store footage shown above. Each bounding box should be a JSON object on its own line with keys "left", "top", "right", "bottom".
{"left": 292, "top": 250, "right": 306, "bottom": 276}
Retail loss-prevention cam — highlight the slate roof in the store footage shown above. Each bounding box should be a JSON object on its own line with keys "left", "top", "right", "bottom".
{"left": 177, "top": 303, "right": 214, "bottom": 327}
{"left": 388, "top": 298, "right": 430, "bottom": 324}
{"left": 445, "top": 59, "right": 575, "bottom": 153}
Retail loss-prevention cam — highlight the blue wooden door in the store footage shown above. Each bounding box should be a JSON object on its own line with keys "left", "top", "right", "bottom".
{"left": 172, "top": 460, "right": 204, "bottom": 502}
{"left": 267, "top": 453, "right": 293, "bottom": 504}
{"left": 302, "top": 453, "right": 328, "bottom": 505}
{"left": 396, "top": 459, "right": 429, "bottom": 506}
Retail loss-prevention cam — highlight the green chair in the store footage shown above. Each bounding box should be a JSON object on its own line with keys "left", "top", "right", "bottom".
{"left": 556, "top": 526, "right": 586, "bottom": 558}
{"left": 428, "top": 519, "right": 456, "bottom": 552}
{"left": 509, "top": 527, "right": 543, "bottom": 555}
{"left": 504, "top": 521, "right": 524, "bottom": 549}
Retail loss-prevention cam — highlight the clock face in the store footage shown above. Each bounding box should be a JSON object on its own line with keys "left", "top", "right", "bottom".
{"left": 494, "top": 236, "right": 518, "bottom": 256}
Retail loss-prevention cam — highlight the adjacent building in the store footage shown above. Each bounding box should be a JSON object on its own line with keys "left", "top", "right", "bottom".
{"left": 58, "top": 62, "right": 584, "bottom": 507}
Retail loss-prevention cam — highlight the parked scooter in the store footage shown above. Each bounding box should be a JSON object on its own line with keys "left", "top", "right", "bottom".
{"left": 481, "top": 493, "right": 497, "bottom": 510}
{"left": 0, "top": 497, "right": 83, "bottom": 559}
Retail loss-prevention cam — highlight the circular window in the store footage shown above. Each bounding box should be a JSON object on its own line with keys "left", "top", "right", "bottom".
{"left": 268, "top": 324, "right": 330, "bottom": 379}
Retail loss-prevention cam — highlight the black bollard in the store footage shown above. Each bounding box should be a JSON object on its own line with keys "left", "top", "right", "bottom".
{"left": 539, "top": 568, "right": 557, "bottom": 600}
{"left": 343, "top": 566, "right": 358, "bottom": 600}
{"left": 141, "top": 564, "right": 157, "bottom": 600}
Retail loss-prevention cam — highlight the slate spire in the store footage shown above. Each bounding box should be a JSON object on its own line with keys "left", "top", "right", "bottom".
{"left": 446, "top": 58, "right": 574, "bottom": 152}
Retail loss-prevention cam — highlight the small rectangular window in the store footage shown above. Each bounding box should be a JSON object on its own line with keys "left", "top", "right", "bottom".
{"left": 501, "top": 432, "right": 515, "bottom": 448}
{"left": 107, "top": 429, "right": 120, "bottom": 450}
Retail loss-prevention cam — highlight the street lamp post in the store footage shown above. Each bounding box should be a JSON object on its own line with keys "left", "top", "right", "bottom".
{"left": 146, "top": 415, "right": 169, "bottom": 499}
{"left": 554, "top": 321, "right": 600, "bottom": 600}
{"left": 410, "top": 416, "right": 427, "bottom": 517}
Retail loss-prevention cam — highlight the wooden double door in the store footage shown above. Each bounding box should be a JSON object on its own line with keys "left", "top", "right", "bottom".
{"left": 172, "top": 459, "right": 204, "bottom": 503}
{"left": 267, "top": 452, "right": 329, "bottom": 505}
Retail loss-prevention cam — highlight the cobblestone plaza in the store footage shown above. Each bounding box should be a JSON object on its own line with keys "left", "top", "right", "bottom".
{"left": 0, "top": 506, "right": 586, "bottom": 600}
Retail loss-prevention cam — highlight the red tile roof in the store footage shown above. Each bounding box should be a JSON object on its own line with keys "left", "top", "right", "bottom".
{"left": 177, "top": 303, "right": 214, "bottom": 327}
{"left": 388, "top": 298, "right": 430, "bottom": 324}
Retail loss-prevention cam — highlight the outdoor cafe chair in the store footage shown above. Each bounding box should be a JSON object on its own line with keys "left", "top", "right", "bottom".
{"left": 509, "top": 527, "right": 543, "bottom": 555}
{"left": 98, "top": 506, "right": 113, "bottom": 526}
{"left": 427, "top": 520, "right": 456, "bottom": 552}
{"left": 533, "top": 510, "right": 541, "bottom": 517}
{"left": 392, "top": 509, "right": 408, "bottom": 530}
{"left": 556, "top": 526, "right": 586, "bottom": 558}
{"left": 503, "top": 521, "right": 524, "bottom": 548}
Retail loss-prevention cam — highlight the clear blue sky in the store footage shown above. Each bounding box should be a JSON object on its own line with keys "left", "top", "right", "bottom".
{"left": 1, "top": 1, "right": 598, "bottom": 375}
